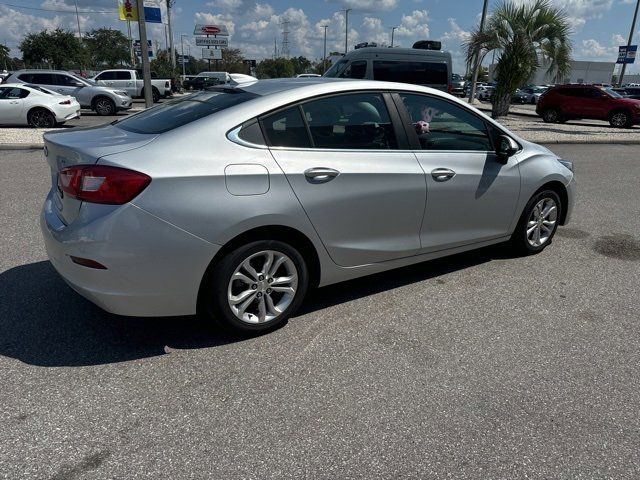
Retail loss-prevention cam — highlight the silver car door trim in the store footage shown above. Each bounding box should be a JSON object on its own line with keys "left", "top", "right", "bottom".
{"left": 431, "top": 168, "right": 456, "bottom": 182}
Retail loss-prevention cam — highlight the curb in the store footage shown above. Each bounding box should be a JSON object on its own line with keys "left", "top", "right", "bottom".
{"left": 0, "top": 143, "right": 44, "bottom": 150}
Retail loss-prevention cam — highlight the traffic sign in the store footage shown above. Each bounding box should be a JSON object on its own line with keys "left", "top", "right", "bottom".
{"left": 617, "top": 45, "right": 637, "bottom": 64}
{"left": 196, "top": 37, "right": 228, "bottom": 47}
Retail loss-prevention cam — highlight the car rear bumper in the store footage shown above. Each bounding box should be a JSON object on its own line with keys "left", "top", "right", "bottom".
{"left": 40, "top": 191, "right": 220, "bottom": 317}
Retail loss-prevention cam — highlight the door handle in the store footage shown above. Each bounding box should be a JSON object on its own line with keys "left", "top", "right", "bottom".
{"left": 304, "top": 167, "right": 340, "bottom": 184}
{"left": 431, "top": 168, "right": 456, "bottom": 182}
{"left": 10, "top": 101, "right": 19, "bottom": 104}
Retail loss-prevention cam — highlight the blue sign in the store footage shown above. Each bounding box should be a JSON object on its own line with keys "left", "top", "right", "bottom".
{"left": 134, "top": 39, "right": 154, "bottom": 58}
{"left": 144, "top": 6, "right": 162, "bottom": 24}
{"left": 617, "top": 45, "right": 637, "bottom": 64}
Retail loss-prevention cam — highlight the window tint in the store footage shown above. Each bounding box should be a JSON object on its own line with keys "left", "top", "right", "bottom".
{"left": 115, "top": 71, "right": 132, "bottom": 80}
{"left": 116, "top": 90, "right": 259, "bottom": 134}
{"left": 323, "top": 59, "right": 349, "bottom": 78}
{"left": 373, "top": 61, "right": 448, "bottom": 85}
{"left": 24, "top": 73, "right": 54, "bottom": 85}
{"left": 237, "top": 120, "right": 266, "bottom": 145}
{"left": 301, "top": 93, "right": 397, "bottom": 149}
{"left": 0, "top": 87, "right": 28, "bottom": 99}
{"left": 53, "top": 74, "right": 77, "bottom": 86}
{"left": 340, "top": 60, "right": 367, "bottom": 79}
{"left": 261, "top": 107, "right": 311, "bottom": 148}
{"left": 399, "top": 93, "right": 492, "bottom": 151}
{"left": 96, "top": 71, "right": 117, "bottom": 80}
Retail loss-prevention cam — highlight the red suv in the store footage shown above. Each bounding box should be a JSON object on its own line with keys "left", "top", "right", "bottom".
{"left": 536, "top": 84, "right": 640, "bottom": 128}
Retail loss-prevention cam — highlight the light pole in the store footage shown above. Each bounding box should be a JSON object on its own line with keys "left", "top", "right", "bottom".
{"left": 322, "top": 25, "right": 328, "bottom": 73}
{"left": 180, "top": 34, "right": 188, "bottom": 78}
{"left": 468, "top": 0, "right": 489, "bottom": 103}
{"left": 619, "top": 0, "right": 640, "bottom": 86}
{"left": 136, "top": 0, "right": 153, "bottom": 107}
{"left": 73, "top": 0, "right": 84, "bottom": 75}
{"left": 390, "top": 26, "right": 398, "bottom": 48}
{"left": 342, "top": 8, "right": 351, "bottom": 54}
{"left": 166, "top": 0, "right": 176, "bottom": 70}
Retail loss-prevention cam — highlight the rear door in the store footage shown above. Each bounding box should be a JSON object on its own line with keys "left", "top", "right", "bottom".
{"left": 114, "top": 71, "right": 135, "bottom": 96}
{"left": 264, "top": 91, "right": 426, "bottom": 267}
{"left": 394, "top": 92, "right": 521, "bottom": 252}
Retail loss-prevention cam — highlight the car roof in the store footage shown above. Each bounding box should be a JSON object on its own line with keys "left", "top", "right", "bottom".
{"left": 10, "top": 69, "right": 74, "bottom": 74}
{"left": 344, "top": 47, "right": 450, "bottom": 59}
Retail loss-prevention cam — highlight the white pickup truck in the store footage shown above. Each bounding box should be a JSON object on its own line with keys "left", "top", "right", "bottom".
{"left": 92, "top": 69, "right": 171, "bottom": 102}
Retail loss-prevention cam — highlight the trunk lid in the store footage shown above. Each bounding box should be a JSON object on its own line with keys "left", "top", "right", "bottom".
{"left": 44, "top": 124, "right": 157, "bottom": 225}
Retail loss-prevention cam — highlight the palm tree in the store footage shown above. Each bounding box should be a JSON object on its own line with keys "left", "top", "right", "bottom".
{"left": 464, "top": 0, "right": 572, "bottom": 118}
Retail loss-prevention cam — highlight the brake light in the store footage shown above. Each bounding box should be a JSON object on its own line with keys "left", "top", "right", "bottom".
{"left": 57, "top": 165, "right": 151, "bottom": 205}
{"left": 59, "top": 100, "right": 71, "bottom": 105}
{"left": 447, "top": 84, "right": 453, "bottom": 94}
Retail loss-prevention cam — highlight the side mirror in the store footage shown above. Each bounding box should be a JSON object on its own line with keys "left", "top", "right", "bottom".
{"left": 496, "top": 135, "right": 518, "bottom": 163}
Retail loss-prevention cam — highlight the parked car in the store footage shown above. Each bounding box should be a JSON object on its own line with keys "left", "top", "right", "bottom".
{"left": 450, "top": 73, "right": 465, "bottom": 97}
{"left": 323, "top": 46, "right": 453, "bottom": 93}
{"left": 0, "top": 83, "right": 80, "bottom": 127}
{"left": 5, "top": 69, "right": 132, "bottom": 116}
{"left": 196, "top": 71, "right": 231, "bottom": 85}
{"left": 92, "top": 69, "right": 171, "bottom": 102}
{"left": 521, "top": 86, "right": 548, "bottom": 104}
{"left": 476, "top": 85, "right": 495, "bottom": 101}
{"left": 184, "top": 76, "right": 220, "bottom": 91}
{"left": 463, "top": 82, "right": 486, "bottom": 97}
{"left": 536, "top": 84, "right": 640, "bottom": 127}
{"left": 41, "top": 78, "right": 575, "bottom": 334}
{"left": 615, "top": 86, "right": 640, "bottom": 100}
{"left": 511, "top": 89, "right": 528, "bottom": 104}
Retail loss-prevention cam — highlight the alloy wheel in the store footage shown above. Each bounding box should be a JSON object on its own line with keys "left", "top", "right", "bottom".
{"left": 95, "top": 99, "right": 114, "bottom": 115}
{"left": 526, "top": 198, "right": 558, "bottom": 247}
{"left": 543, "top": 109, "right": 558, "bottom": 122}
{"left": 227, "top": 250, "right": 298, "bottom": 324}
{"left": 29, "top": 110, "right": 55, "bottom": 128}
{"left": 611, "top": 112, "right": 628, "bottom": 128}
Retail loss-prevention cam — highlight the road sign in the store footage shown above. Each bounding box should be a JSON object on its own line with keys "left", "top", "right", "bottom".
{"left": 194, "top": 24, "right": 229, "bottom": 36}
{"left": 617, "top": 45, "right": 637, "bottom": 64}
{"left": 144, "top": 6, "right": 162, "bottom": 23}
{"left": 202, "top": 48, "right": 222, "bottom": 59}
{"left": 196, "top": 37, "right": 229, "bottom": 47}
{"left": 134, "top": 40, "right": 154, "bottom": 58}
{"left": 177, "top": 54, "right": 189, "bottom": 64}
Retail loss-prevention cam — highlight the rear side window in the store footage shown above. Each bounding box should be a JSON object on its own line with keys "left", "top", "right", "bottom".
{"left": 116, "top": 90, "right": 259, "bottom": 134}
{"left": 261, "top": 107, "right": 311, "bottom": 148}
{"left": 96, "top": 71, "right": 117, "bottom": 80}
{"left": 373, "top": 61, "right": 448, "bottom": 85}
{"left": 237, "top": 120, "right": 265, "bottom": 145}
{"left": 21, "top": 73, "right": 54, "bottom": 85}
{"left": 115, "top": 71, "right": 132, "bottom": 80}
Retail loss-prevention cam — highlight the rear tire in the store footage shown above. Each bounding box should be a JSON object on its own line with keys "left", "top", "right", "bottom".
{"left": 201, "top": 240, "right": 309, "bottom": 335}
{"left": 542, "top": 108, "right": 561, "bottom": 123}
{"left": 510, "top": 190, "right": 562, "bottom": 255}
{"left": 27, "top": 108, "right": 56, "bottom": 128}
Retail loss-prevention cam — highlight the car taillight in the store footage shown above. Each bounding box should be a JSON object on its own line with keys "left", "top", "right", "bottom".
{"left": 59, "top": 100, "right": 71, "bottom": 105}
{"left": 447, "top": 84, "right": 453, "bottom": 94}
{"left": 57, "top": 165, "right": 151, "bottom": 205}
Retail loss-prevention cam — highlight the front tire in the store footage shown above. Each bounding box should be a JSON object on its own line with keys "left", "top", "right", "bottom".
{"left": 94, "top": 96, "right": 116, "bottom": 116}
{"left": 542, "top": 108, "right": 561, "bottom": 123}
{"left": 27, "top": 108, "right": 56, "bottom": 128}
{"left": 202, "top": 240, "right": 309, "bottom": 334}
{"left": 609, "top": 111, "right": 632, "bottom": 128}
{"left": 511, "top": 190, "right": 562, "bottom": 255}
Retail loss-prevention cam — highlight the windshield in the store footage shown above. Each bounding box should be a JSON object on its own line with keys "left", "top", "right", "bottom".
{"left": 69, "top": 73, "right": 94, "bottom": 85}
{"left": 533, "top": 87, "right": 547, "bottom": 93}
{"left": 323, "top": 59, "right": 349, "bottom": 78}
{"left": 115, "top": 89, "right": 259, "bottom": 134}
{"left": 603, "top": 88, "right": 623, "bottom": 98}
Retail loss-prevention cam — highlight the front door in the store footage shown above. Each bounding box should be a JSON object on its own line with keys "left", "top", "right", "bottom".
{"left": 394, "top": 92, "right": 521, "bottom": 252}
{"left": 263, "top": 92, "right": 426, "bottom": 267}
{"left": 0, "top": 87, "right": 26, "bottom": 123}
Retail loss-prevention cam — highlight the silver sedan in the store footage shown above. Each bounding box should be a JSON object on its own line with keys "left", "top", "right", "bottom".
{"left": 41, "top": 78, "right": 575, "bottom": 333}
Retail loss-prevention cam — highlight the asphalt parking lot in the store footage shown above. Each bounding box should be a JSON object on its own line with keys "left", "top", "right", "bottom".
{"left": 1, "top": 144, "right": 639, "bottom": 479}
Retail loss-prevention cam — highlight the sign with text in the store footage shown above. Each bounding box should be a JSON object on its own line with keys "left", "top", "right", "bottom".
{"left": 134, "top": 39, "right": 154, "bottom": 58}
{"left": 196, "top": 37, "right": 229, "bottom": 47}
{"left": 202, "top": 48, "right": 222, "bottom": 59}
{"left": 144, "top": 6, "right": 162, "bottom": 23}
{"left": 118, "top": 0, "right": 137, "bottom": 20}
{"left": 194, "top": 24, "right": 229, "bottom": 36}
{"left": 617, "top": 45, "right": 637, "bottom": 64}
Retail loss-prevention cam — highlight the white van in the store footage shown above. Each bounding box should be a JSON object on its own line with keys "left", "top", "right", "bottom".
{"left": 323, "top": 46, "right": 452, "bottom": 93}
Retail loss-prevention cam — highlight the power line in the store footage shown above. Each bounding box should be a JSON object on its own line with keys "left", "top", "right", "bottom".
{"left": 0, "top": 2, "right": 116, "bottom": 14}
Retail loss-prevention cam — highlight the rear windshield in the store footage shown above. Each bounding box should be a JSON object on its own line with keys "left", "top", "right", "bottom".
{"left": 116, "top": 89, "right": 259, "bottom": 134}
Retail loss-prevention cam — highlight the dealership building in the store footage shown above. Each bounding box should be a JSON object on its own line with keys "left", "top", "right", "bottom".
{"left": 489, "top": 60, "right": 616, "bottom": 85}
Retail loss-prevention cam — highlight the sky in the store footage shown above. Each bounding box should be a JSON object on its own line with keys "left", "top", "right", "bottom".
{"left": 2, "top": 0, "right": 640, "bottom": 74}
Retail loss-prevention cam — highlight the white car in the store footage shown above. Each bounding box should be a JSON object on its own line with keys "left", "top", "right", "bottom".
{"left": 521, "top": 86, "right": 548, "bottom": 104}
{"left": 476, "top": 85, "right": 495, "bottom": 101}
{"left": 0, "top": 83, "right": 81, "bottom": 127}
{"left": 296, "top": 73, "right": 321, "bottom": 78}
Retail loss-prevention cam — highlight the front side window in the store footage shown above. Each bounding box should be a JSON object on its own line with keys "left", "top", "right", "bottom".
{"left": 373, "top": 61, "right": 448, "bottom": 85}
{"left": 323, "top": 59, "right": 349, "bottom": 78}
{"left": 399, "top": 93, "right": 492, "bottom": 151}
{"left": 340, "top": 61, "right": 367, "bottom": 79}
{"left": 96, "top": 71, "right": 117, "bottom": 81}
{"left": 301, "top": 93, "right": 397, "bottom": 149}
{"left": 115, "top": 71, "right": 132, "bottom": 80}
{"left": 261, "top": 107, "right": 311, "bottom": 148}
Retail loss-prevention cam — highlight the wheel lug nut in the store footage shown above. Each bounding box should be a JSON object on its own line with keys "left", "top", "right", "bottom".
{"left": 268, "top": 278, "right": 273, "bottom": 283}
{"left": 258, "top": 275, "right": 264, "bottom": 281}
{"left": 251, "top": 284, "right": 257, "bottom": 290}
{"left": 266, "top": 288, "right": 272, "bottom": 294}
{"left": 257, "top": 292, "right": 262, "bottom": 298}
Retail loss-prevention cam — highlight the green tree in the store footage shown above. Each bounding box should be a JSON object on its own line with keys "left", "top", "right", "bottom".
{"left": 464, "top": 0, "right": 571, "bottom": 118}
{"left": 84, "top": 28, "right": 130, "bottom": 68}
{"left": 217, "top": 48, "right": 245, "bottom": 73}
{"left": 290, "top": 56, "right": 312, "bottom": 75}
{"left": 150, "top": 49, "right": 176, "bottom": 78}
{"left": 256, "top": 58, "right": 294, "bottom": 79}
{"left": 0, "top": 44, "right": 10, "bottom": 70}
{"left": 20, "top": 29, "right": 86, "bottom": 70}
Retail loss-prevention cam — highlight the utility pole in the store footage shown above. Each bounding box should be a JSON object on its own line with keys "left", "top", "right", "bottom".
{"left": 322, "top": 25, "right": 328, "bottom": 73}
{"left": 166, "top": 0, "right": 176, "bottom": 70}
{"left": 391, "top": 26, "right": 398, "bottom": 48}
{"left": 136, "top": 0, "right": 153, "bottom": 107}
{"left": 180, "top": 34, "right": 188, "bottom": 79}
{"left": 342, "top": 8, "right": 351, "bottom": 54}
{"left": 619, "top": 0, "right": 640, "bottom": 86}
{"left": 468, "top": 0, "right": 489, "bottom": 103}
{"left": 127, "top": 20, "right": 135, "bottom": 67}
{"left": 74, "top": 0, "right": 84, "bottom": 76}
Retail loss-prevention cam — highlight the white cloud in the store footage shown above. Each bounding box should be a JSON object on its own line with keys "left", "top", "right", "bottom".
{"left": 326, "top": 0, "right": 398, "bottom": 12}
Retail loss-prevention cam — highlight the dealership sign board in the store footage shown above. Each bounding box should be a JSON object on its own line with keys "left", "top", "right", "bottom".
{"left": 202, "top": 48, "right": 223, "bottom": 59}
{"left": 194, "top": 24, "right": 229, "bottom": 36}
{"left": 617, "top": 45, "right": 637, "bottom": 64}
{"left": 196, "top": 37, "right": 229, "bottom": 47}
